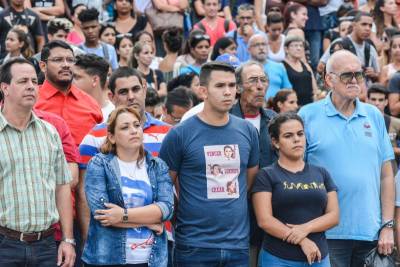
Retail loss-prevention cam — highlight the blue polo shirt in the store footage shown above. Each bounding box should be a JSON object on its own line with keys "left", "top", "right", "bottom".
{"left": 299, "top": 93, "right": 394, "bottom": 241}
{"left": 264, "top": 60, "right": 292, "bottom": 100}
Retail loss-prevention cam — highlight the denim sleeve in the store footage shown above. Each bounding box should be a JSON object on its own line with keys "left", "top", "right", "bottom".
{"left": 85, "top": 156, "right": 110, "bottom": 215}
{"left": 153, "top": 159, "right": 174, "bottom": 221}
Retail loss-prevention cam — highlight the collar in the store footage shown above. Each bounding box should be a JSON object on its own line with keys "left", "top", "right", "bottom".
{"left": 40, "top": 80, "right": 79, "bottom": 100}
{"left": 324, "top": 91, "right": 367, "bottom": 119}
{"left": 0, "top": 110, "right": 39, "bottom": 132}
{"left": 230, "top": 100, "right": 271, "bottom": 119}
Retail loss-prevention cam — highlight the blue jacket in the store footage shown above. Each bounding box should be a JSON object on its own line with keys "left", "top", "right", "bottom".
{"left": 82, "top": 151, "right": 174, "bottom": 266}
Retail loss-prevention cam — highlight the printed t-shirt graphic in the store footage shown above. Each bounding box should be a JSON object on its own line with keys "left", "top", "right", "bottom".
{"left": 118, "top": 159, "right": 154, "bottom": 264}
{"left": 204, "top": 144, "right": 240, "bottom": 199}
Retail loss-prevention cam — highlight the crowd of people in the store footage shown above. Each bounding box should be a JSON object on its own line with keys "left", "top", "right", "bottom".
{"left": 1, "top": 0, "right": 400, "bottom": 266}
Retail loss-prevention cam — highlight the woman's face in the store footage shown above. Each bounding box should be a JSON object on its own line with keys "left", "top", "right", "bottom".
{"left": 268, "top": 22, "right": 284, "bottom": 40}
{"left": 292, "top": 7, "right": 308, "bottom": 28}
{"left": 137, "top": 44, "right": 154, "bottom": 67}
{"left": 278, "top": 93, "right": 298, "bottom": 113}
{"left": 220, "top": 43, "right": 237, "bottom": 56}
{"left": 339, "top": 21, "right": 352, "bottom": 37}
{"left": 382, "top": 0, "right": 398, "bottom": 16}
{"left": 109, "top": 112, "right": 143, "bottom": 152}
{"left": 190, "top": 75, "right": 204, "bottom": 100}
{"left": 286, "top": 41, "right": 304, "bottom": 59}
{"left": 391, "top": 37, "right": 400, "bottom": 60}
{"left": 101, "top": 27, "right": 116, "bottom": 46}
{"left": 115, "top": 0, "right": 133, "bottom": 14}
{"left": 192, "top": 40, "right": 210, "bottom": 62}
{"left": 224, "top": 147, "right": 234, "bottom": 158}
{"left": 118, "top": 37, "right": 134, "bottom": 60}
{"left": 273, "top": 119, "right": 305, "bottom": 160}
{"left": 5, "top": 31, "right": 22, "bottom": 53}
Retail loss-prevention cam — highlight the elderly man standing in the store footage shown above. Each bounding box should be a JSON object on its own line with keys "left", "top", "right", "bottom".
{"left": 299, "top": 50, "right": 395, "bottom": 266}
{"left": 0, "top": 58, "right": 75, "bottom": 266}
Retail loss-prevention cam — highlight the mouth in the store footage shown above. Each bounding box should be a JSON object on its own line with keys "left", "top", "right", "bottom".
{"left": 292, "top": 146, "right": 303, "bottom": 150}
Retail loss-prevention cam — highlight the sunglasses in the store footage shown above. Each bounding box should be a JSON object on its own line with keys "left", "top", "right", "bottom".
{"left": 192, "top": 34, "right": 210, "bottom": 41}
{"left": 330, "top": 71, "right": 365, "bottom": 84}
{"left": 116, "top": 33, "right": 133, "bottom": 39}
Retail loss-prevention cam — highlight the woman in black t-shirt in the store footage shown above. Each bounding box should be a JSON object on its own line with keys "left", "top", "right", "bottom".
{"left": 252, "top": 113, "right": 339, "bottom": 266}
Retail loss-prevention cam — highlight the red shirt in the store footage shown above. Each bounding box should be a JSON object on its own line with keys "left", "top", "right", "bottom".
{"left": 35, "top": 80, "right": 103, "bottom": 147}
{"left": 194, "top": 17, "right": 236, "bottom": 46}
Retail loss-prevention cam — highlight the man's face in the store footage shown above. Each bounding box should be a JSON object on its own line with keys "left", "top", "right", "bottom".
{"left": 203, "top": 70, "right": 236, "bottom": 114}
{"left": 248, "top": 36, "right": 268, "bottom": 63}
{"left": 240, "top": 64, "right": 268, "bottom": 109}
{"left": 326, "top": 56, "right": 364, "bottom": 101}
{"left": 72, "top": 66, "right": 94, "bottom": 94}
{"left": 204, "top": 0, "right": 220, "bottom": 18}
{"left": 43, "top": 47, "right": 74, "bottom": 87}
{"left": 11, "top": 0, "right": 24, "bottom": 7}
{"left": 237, "top": 10, "right": 254, "bottom": 28}
{"left": 1, "top": 63, "right": 38, "bottom": 109}
{"left": 367, "top": 92, "right": 387, "bottom": 113}
{"left": 48, "top": 29, "right": 68, "bottom": 42}
{"left": 81, "top": 20, "right": 100, "bottom": 43}
{"left": 111, "top": 75, "right": 146, "bottom": 115}
{"left": 163, "top": 104, "right": 192, "bottom": 125}
{"left": 353, "top": 16, "right": 373, "bottom": 40}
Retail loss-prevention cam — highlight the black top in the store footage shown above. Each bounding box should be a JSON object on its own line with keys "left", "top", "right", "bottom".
{"left": 115, "top": 14, "right": 148, "bottom": 39}
{"left": 144, "top": 69, "right": 165, "bottom": 92}
{"left": 252, "top": 162, "right": 337, "bottom": 262}
{"left": 0, "top": 7, "right": 43, "bottom": 57}
{"left": 283, "top": 60, "right": 313, "bottom": 106}
{"left": 324, "top": 29, "right": 340, "bottom": 42}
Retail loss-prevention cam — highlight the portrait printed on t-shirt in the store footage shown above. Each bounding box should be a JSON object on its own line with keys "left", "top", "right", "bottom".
{"left": 204, "top": 144, "right": 240, "bottom": 199}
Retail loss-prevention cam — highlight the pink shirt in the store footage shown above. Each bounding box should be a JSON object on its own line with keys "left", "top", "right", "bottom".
{"left": 194, "top": 17, "right": 236, "bottom": 46}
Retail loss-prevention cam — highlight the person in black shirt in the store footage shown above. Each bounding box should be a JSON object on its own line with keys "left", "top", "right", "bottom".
{"left": 0, "top": 0, "right": 43, "bottom": 58}
{"left": 252, "top": 112, "right": 339, "bottom": 266}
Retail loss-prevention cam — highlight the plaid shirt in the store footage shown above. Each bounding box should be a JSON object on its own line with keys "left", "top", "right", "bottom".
{"left": 0, "top": 111, "right": 71, "bottom": 232}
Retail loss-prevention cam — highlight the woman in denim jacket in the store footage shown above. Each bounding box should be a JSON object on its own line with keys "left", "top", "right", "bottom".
{"left": 82, "top": 106, "right": 174, "bottom": 267}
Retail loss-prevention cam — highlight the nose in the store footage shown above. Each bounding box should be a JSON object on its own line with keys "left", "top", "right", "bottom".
{"left": 127, "top": 89, "right": 135, "bottom": 100}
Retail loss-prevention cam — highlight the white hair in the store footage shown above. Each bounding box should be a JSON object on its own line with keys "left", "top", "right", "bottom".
{"left": 326, "top": 50, "right": 360, "bottom": 74}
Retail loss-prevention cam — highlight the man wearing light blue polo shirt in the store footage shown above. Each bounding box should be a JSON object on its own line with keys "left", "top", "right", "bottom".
{"left": 299, "top": 50, "right": 395, "bottom": 267}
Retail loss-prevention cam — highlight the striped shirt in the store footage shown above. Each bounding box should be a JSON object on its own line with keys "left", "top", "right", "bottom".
{"left": 0, "top": 111, "right": 71, "bottom": 232}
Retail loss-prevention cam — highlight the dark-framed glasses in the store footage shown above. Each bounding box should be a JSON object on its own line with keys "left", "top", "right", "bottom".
{"left": 330, "top": 71, "right": 365, "bottom": 84}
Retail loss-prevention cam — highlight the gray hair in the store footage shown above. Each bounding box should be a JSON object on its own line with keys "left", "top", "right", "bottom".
{"left": 248, "top": 33, "right": 268, "bottom": 47}
{"left": 237, "top": 3, "right": 255, "bottom": 14}
{"left": 235, "top": 61, "right": 268, "bottom": 93}
{"left": 326, "top": 50, "right": 360, "bottom": 74}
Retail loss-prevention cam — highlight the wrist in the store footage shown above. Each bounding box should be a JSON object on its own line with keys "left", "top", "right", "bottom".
{"left": 121, "top": 207, "right": 128, "bottom": 223}
{"left": 62, "top": 237, "right": 76, "bottom": 246}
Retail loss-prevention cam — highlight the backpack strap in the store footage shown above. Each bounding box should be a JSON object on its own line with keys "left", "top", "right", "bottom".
{"left": 224, "top": 19, "right": 230, "bottom": 32}
{"left": 196, "top": 21, "right": 206, "bottom": 32}
{"left": 341, "top": 36, "right": 357, "bottom": 55}
{"left": 101, "top": 42, "right": 110, "bottom": 62}
{"left": 364, "top": 41, "right": 370, "bottom": 68}
{"left": 233, "top": 30, "right": 238, "bottom": 43}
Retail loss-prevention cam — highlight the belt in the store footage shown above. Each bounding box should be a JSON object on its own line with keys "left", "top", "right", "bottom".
{"left": 0, "top": 225, "right": 54, "bottom": 243}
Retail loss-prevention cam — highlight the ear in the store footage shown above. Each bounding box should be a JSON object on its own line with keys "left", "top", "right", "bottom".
{"left": 199, "top": 85, "right": 208, "bottom": 100}
{"left": 277, "top": 101, "right": 284, "bottom": 110}
{"left": 93, "top": 75, "right": 99, "bottom": 88}
{"left": 39, "top": 61, "right": 47, "bottom": 74}
{"left": 271, "top": 137, "right": 279, "bottom": 150}
{"left": 107, "top": 132, "right": 116, "bottom": 145}
{"left": 325, "top": 72, "right": 334, "bottom": 89}
{"left": 0, "top": 82, "right": 9, "bottom": 97}
{"left": 384, "top": 99, "right": 389, "bottom": 107}
{"left": 218, "top": 48, "right": 225, "bottom": 55}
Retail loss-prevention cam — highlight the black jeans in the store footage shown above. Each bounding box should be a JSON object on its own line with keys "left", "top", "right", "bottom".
{"left": 0, "top": 233, "right": 57, "bottom": 267}
{"left": 328, "top": 239, "right": 377, "bottom": 267}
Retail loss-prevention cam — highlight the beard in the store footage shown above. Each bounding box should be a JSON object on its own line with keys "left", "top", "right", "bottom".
{"left": 46, "top": 70, "right": 73, "bottom": 90}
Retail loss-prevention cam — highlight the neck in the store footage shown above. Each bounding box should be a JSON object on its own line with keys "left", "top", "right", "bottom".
{"left": 138, "top": 64, "right": 150, "bottom": 74}
{"left": 119, "top": 57, "right": 129, "bottom": 67}
{"left": 240, "top": 100, "right": 259, "bottom": 116}
{"left": 11, "top": 3, "right": 24, "bottom": 12}
{"left": 85, "top": 40, "right": 99, "bottom": 48}
{"left": 350, "top": 32, "right": 363, "bottom": 44}
{"left": 9, "top": 51, "right": 21, "bottom": 57}
{"left": 2, "top": 103, "right": 32, "bottom": 130}
{"left": 288, "top": 22, "right": 298, "bottom": 29}
{"left": 278, "top": 157, "right": 305, "bottom": 173}
{"left": 165, "top": 52, "right": 178, "bottom": 59}
{"left": 198, "top": 103, "right": 230, "bottom": 126}
{"left": 286, "top": 54, "right": 300, "bottom": 64}
{"left": 116, "top": 147, "right": 139, "bottom": 162}
{"left": 205, "top": 16, "right": 217, "bottom": 23}
{"left": 384, "top": 14, "right": 393, "bottom": 26}
{"left": 117, "top": 13, "right": 133, "bottom": 20}
{"left": 252, "top": 57, "right": 267, "bottom": 65}
{"left": 91, "top": 87, "right": 108, "bottom": 108}
{"left": 331, "top": 92, "right": 356, "bottom": 117}
{"left": 195, "top": 58, "right": 207, "bottom": 66}
{"left": 47, "top": 79, "right": 71, "bottom": 93}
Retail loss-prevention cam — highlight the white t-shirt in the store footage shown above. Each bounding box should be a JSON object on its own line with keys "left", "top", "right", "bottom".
{"left": 101, "top": 100, "right": 115, "bottom": 123}
{"left": 244, "top": 114, "right": 261, "bottom": 133}
{"left": 118, "top": 159, "right": 154, "bottom": 264}
{"left": 181, "top": 102, "right": 204, "bottom": 122}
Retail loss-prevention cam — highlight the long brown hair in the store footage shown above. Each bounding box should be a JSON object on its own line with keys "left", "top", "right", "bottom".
{"left": 100, "top": 106, "right": 145, "bottom": 166}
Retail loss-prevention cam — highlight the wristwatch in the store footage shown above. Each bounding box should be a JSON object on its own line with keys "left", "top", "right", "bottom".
{"left": 382, "top": 219, "right": 395, "bottom": 228}
{"left": 62, "top": 238, "right": 76, "bottom": 246}
{"left": 122, "top": 208, "right": 129, "bottom": 223}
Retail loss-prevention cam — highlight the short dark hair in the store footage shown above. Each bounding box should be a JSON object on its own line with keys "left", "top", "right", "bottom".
{"left": 353, "top": 11, "right": 372, "bottom": 22}
{"left": 41, "top": 40, "right": 74, "bottom": 62}
{"left": 267, "top": 89, "right": 295, "bottom": 113}
{"left": 78, "top": 8, "right": 99, "bottom": 24}
{"left": 108, "top": 67, "right": 143, "bottom": 94}
{"left": 167, "top": 72, "right": 199, "bottom": 92}
{"left": 47, "top": 18, "right": 73, "bottom": 35}
{"left": 367, "top": 83, "right": 389, "bottom": 99}
{"left": 72, "top": 4, "right": 86, "bottom": 16}
{"left": 0, "top": 58, "right": 35, "bottom": 84}
{"left": 211, "top": 37, "right": 236, "bottom": 61}
{"left": 145, "top": 87, "right": 160, "bottom": 107}
{"left": 165, "top": 86, "right": 193, "bottom": 114}
{"left": 268, "top": 112, "right": 304, "bottom": 141}
{"left": 200, "top": 61, "right": 235, "bottom": 86}
{"left": 75, "top": 54, "right": 110, "bottom": 89}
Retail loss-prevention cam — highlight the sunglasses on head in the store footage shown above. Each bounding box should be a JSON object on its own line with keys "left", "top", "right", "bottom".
{"left": 116, "top": 33, "right": 133, "bottom": 39}
{"left": 330, "top": 71, "right": 365, "bottom": 84}
{"left": 192, "top": 34, "right": 210, "bottom": 41}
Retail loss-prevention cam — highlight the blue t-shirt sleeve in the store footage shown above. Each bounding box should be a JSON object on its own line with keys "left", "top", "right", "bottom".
{"left": 320, "top": 167, "right": 337, "bottom": 192}
{"left": 248, "top": 124, "right": 260, "bottom": 168}
{"left": 251, "top": 168, "right": 272, "bottom": 193}
{"left": 377, "top": 112, "right": 395, "bottom": 162}
{"left": 109, "top": 46, "right": 119, "bottom": 70}
{"left": 159, "top": 128, "right": 182, "bottom": 173}
{"left": 395, "top": 171, "right": 400, "bottom": 207}
{"left": 280, "top": 64, "right": 293, "bottom": 89}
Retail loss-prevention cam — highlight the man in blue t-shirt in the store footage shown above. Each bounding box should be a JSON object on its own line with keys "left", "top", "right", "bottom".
{"left": 299, "top": 50, "right": 395, "bottom": 266}
{"left": 78, "top": 8, "right": 118, "bottom": 70}
{"left": 247, "top": 33, "right": 292, "bottom": 101}
{"left": 160, "top": 62, "right": 260, "bottom": 266}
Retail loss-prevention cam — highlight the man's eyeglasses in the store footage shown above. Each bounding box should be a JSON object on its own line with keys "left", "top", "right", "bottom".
{"left": 330, "top": 71, "right": 365, "bottom": 84}
{"left": 245, "top": 76, "right": 269, "bottom": 86}
{"left": 47, "top": 57, "right": 76, "bottom": 64}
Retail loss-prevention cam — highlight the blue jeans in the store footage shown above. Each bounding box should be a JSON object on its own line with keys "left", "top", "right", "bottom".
{"left": 259, "top": 249, "right": 331, "bottom": 267}
{"left": 0, "top": 233, "right": 57, "bottom": 266}
{"left": 173, "top": 244, "right": 249, "bottom": 267}
{"left": 305, "top": 30, "right": 323, "bottom": 70}
{"left": 328, "top": 239, "right": 377, "bottom": 267}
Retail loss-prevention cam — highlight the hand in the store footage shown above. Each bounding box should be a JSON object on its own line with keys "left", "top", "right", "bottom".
{"left": 242, "top": 24, "right": 253, "bottom": 38}
{"left": 148, "top": 223, "right": 164, "bottom": 235}
{"left": 299, "top": 238, "right": 322, "bottom": 265}
{"left": 94, "top": 203, "right": 124, "bottom": 226}
{"left": 284, "top": 223, "right": 311, "bottom": 245}
{"left": 364, "top": 67, "right": 377, "bottom": 79}
{"left": 378, "top": 227, "right": 394, "bottom": 255}
{"left": 57, "top": 241, "right": 76, "bottom": 267}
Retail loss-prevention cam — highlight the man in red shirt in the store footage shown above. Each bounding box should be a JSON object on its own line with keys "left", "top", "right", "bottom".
{"left": 36, "top": 40, "right": 103, "bottom": 147}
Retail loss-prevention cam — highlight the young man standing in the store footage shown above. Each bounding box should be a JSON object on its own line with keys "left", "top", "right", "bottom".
{"left": 160, "top": 62, "right": 260, "bottom": 266}
{"left": 78, "top": 8, "right": 118, "bottom": 70}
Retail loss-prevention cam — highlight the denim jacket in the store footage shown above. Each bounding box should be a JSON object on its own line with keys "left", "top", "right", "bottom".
{"left": 82, "top": 151, "right": 174, "bottom": 266}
